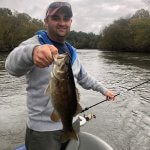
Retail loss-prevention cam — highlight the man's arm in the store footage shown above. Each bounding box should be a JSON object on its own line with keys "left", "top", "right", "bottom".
{"left": 5, "top": 36, "right": 40, "bottom": 77}
{"left": 72, "top": 55, "right": 115, "bottom": 100}
{"left": 72, "top": 56, "right": 107, "bottom": 94}
{"left": 5, "top": 35, "right": 58, "bottom": 77}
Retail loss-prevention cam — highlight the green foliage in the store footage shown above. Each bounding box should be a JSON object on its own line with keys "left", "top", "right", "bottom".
{"left": 129, "top": 18, "right": 150, "bottom": 51}
{"left": 1, "top": 8, "right": 149, "bottom": 52}
{"left": 66, "top": 31, "right": 99, "bottom": 49}
{"left": 0, "top": 8, "right": 44, "bottom": 52}
{"left": 98, "top": 9, "right": 150, "bottom": 52}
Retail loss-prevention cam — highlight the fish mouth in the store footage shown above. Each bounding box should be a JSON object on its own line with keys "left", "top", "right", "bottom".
{"left": 57, "top": 53, "right": 68, "bottom": 60}
{"left": 52, "top": 53, "right": 70, "bottom": 81}
{"left": 53, "top": 53, "right": 70, "bottom": 65}
{"left": 53, "top": 53, "right": 66, "bottom": 61}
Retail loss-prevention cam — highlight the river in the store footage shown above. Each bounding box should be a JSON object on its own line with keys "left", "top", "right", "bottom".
{"left": 0, "top": 50, "right": 150, "bottom": 150}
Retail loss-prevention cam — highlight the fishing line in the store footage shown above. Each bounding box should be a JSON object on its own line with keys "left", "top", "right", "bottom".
{"left": 81, "top": 79, "right": 150, "bottom": 113}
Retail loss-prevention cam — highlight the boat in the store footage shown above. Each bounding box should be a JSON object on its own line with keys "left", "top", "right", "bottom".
{"left": 15, "top": 116, "right": 113, "bottom": 150}
{"left": 66, "top": 132, "right": 113, "bottom": 150}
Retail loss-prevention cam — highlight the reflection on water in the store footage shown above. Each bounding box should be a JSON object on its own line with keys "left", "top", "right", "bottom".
{"left": 0, "top": 50, "right": 150, "bottom": 150}
{"left": 0, "top": 53, "right": 7, "bottom": 70}
{"left": 100, "top": 51, "right": 150, "bottom": 70}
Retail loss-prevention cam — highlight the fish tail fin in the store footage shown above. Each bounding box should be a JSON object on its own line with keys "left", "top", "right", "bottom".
{"left": 61, "top": 130, "right": 78, "bottom": 143}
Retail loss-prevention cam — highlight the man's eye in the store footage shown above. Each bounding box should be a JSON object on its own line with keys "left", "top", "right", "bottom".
{"left": 50, "top": 15, "right": 71, "bottom": 21}
{"left": 64, "top": 17, "right": 70, "bottom": 21}
{"left": 51, "top": 16, "right": 60, "bottom": 20}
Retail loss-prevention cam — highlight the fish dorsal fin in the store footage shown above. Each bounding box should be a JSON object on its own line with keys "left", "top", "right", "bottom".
{"left": 50, "top": 110, "right": 60, "bottom": 122}
{"left": 74, "top": 103, "right": 82, "bottom": 117}
{"left": 74, "top": 88, "right": 82, "bottom": 116}
{"left": 76, "top": 88, "right": 80, "bottom": 102}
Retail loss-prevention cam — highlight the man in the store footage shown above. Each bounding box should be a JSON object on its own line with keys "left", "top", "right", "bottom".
{"left": 5, "top": 2, "right": 115, "bottom": 150}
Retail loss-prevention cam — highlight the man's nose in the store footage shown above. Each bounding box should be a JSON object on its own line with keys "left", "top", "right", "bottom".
{"left": 58, "top": 18, "right": 66, "bottom": 25}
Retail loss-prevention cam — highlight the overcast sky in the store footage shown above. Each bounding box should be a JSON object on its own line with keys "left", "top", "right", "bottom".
{"left": 0, "top": 0, "right": 150, "bottom": 34}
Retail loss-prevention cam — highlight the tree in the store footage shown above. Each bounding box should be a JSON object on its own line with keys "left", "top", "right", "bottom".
{"left": 0, "top": 8, "right": 44, "bottom": 51}
{"left": 132, "top": 9, "right": 150, "bottom": 19}
{"left": 67, "top": 31, "right": 99, "bottom": 49}
{"left": 98, "top": 9, "right": 150, "bottom": 52}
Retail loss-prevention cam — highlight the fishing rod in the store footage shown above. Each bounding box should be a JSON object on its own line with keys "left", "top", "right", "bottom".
{"left": 81, "top": 79, "right": 150, "bottom": 113}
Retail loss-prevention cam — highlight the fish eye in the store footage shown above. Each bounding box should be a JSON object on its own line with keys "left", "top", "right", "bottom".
{"left": 65, "top": 58, "right": 70, "bottom": 65}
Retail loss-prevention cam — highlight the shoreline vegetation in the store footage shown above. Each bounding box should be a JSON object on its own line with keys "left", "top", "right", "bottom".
{"left": 0, "top": 8, "right": 150, "bottom": 53}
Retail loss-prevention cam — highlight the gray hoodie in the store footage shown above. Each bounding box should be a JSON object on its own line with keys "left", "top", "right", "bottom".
{"left": 5, "top": 35, "right": 108, "bottom": 131}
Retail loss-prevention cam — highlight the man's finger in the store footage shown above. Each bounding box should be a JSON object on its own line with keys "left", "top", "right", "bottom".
{"left": 48, "top": 45, "right": 58, "bottom": 56}
{"left": 44, "top": 50, "right": 53, "bottom": 64}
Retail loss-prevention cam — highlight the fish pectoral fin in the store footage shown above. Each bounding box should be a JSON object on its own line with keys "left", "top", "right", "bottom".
{"left": 74, "top": 103, "right": 82, "bottom": 116}
{"left": 61, "top": 130, "right": 78, "bottom": 143}
{"left": 50, "top": 110, "right": 60, "bottom": 122}
{"left": 44, "top": 84, "right": 51, "bottom": 96}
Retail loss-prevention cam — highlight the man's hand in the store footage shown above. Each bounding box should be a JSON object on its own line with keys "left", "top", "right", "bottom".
{"left": 104, "top": 90, "right": 115, "bottom": 101}
{"left": 32, "top": 44, "right": 58, "bottom": 68}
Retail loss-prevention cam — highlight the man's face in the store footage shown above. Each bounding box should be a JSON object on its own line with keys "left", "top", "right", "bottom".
{"left": 45, "top": 11, "right": 72, "bottom": 39}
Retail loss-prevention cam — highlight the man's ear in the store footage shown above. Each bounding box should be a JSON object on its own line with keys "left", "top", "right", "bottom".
{"left": 44, "top": 18, "right": 48, "bottom": 28}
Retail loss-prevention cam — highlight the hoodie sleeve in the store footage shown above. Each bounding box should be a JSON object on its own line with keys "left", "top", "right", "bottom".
{"left": 72, "top": 50, "right": 108, "bottom": 95}
{"left": 5, "top": 35, "right": 40, "bottom": 77}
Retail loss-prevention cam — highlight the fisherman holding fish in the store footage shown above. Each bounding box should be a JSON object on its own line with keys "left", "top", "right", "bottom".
{"left": 5, "top": 1, "right": 115, "bottom": 150}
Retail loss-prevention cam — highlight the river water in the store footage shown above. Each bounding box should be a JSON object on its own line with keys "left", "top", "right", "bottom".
{"left": 0, "top": 50, "right": 150, "bottom": 150}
